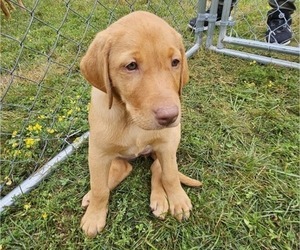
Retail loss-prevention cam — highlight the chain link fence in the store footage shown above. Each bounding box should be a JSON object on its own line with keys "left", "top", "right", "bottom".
{"left": 1, "top": 0, "right": 299, "bottom": 210}
{"left": 0, "top": 0, "right": 197, "bottom": 210}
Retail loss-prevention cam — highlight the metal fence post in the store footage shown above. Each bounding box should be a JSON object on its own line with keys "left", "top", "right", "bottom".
{"left": 217, "top": 0, "right": 233, "bottom": 49}
{"left": 206, "top": 0, "right": 219, "bottom": 48}
{"left": 186, "top": 0, "right": 207, "bottom": 58}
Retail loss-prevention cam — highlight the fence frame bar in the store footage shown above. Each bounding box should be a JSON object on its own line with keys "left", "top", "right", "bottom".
{"left": 209, "top": 45, "right": 300, "bottom": 69}
{"left": 223, "top": 37, "right": 300, "bottom": 56}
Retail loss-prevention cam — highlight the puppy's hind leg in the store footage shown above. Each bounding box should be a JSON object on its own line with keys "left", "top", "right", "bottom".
{"left": 108, "top": 159, "right": 133, "bottom": 190}
{"left": 82, "top": 159, "right": 132, "bottom": 208}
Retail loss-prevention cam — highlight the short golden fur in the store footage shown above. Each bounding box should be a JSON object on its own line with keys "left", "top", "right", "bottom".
{"left": 80, "top": 11, "right": 201, "bottom": 238}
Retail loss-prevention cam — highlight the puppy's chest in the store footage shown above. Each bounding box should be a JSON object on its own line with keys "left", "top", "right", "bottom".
{"left": 115, "top": 127, "right": 160, "bottom": 160}
{"left": 118, "top": 144, "right": 153, "bottom": 160}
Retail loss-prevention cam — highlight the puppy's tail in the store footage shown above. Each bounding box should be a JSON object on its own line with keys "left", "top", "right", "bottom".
{"left": 179, "top": 172, "right": 202, "bottom": 187}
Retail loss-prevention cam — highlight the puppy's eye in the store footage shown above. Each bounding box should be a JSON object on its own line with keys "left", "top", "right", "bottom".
{"left": 172, "top": 59, "right": 180, "bottom": 67}
{"left": 126, "top": 62, "right": 138, "bottom": 71}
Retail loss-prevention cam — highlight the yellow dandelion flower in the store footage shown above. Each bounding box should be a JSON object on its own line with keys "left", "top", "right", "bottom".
{"left": 42, "top": 212, "right": 48, "bottom": 219}
{"left": 13, "top": 150, "right": 22, "bottom": 157}
{"left": 47, "top": 128, "right": 55, "bottom": 134}
{"left": 27, "top": 125, "right": 34, "bottom": 132}
{"left": 267, "top": 81, "right": 274, "bottom": 88}
{"left": 33, "top": 123, "right": 42, "bottom": 131}
{"left": 25, "top": 151, "right": 33, "bottom": 158}
{"left": 4, "top": 176, "right": 12, "bottom": 186}
{"left": 245, "top": 82, "right": 255, "bottom": 88}
{"left": 12, "top": 130, "right": 18, "bottom": 138}
{"left": 38, "top": 115, "right": 46, "bottom": 119}
{"left": 58, "top": 116, "right": 65, "bottom": 122}
{"left": 24, "top": 138, "right": 35, "bottom": 148}
{"left": 24, "top": 203, "right": 31, "bottom": 211}
{"left": 67, "top": 109, "right": 73, "bottom": 116}
{"left": 73, "top": 137, "right": 81, "bottom": 144}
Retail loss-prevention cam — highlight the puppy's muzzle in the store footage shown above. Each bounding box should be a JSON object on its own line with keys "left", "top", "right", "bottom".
{"left": 154, "top": 106, "right": 179, "bottom": 126}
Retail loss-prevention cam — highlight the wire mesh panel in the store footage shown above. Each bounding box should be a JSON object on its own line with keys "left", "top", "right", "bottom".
{"left": 195, "top": 0, "right": 300, "bottom": 68}
{"left": 0, "top": 0, "right": 197, "bottom": 208}
{"left": 231, "top": 0, "right": 299, "bottom": 45}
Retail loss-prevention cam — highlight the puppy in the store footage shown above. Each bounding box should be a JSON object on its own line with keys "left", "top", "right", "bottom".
{"left": 80, "top": 11, "right": 201, "bottom": 238}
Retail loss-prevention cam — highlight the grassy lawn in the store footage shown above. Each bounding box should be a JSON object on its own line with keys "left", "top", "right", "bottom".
{"left": 1, "top": 0, "right": 299, "bottom": 249}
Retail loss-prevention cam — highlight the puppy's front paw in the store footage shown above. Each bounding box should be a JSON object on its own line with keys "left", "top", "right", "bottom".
{"left": 80, "top": 206, "right": 108, "bottom": 238}
{"left": 150, "top": 189, "right": 168, "bottom": 219}
{"left": 167, "top": 188, "right": 192, "bottom": 221}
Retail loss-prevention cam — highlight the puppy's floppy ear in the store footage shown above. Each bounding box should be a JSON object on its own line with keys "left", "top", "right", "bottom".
{"left": 178, "top": 40, "right": 189, "bottom": 96}
{"left": 80, "top": 30, "right": 113, "bottom": 109}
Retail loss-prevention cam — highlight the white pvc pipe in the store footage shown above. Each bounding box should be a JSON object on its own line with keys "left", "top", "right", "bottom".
{"left": 186, "top": 43, "right": 200, "bottom": 58}
{"left": 0, "top": 131, "right": 90, "bottom": 212}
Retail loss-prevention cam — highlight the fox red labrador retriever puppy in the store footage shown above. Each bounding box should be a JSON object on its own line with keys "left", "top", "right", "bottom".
{"left": 80, "top": 11, "right": 201, "bottom": 238}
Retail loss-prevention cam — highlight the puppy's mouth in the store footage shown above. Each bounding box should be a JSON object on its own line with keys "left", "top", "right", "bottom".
{"left": 136, "top": 120, "right": 180, "bottom": 131}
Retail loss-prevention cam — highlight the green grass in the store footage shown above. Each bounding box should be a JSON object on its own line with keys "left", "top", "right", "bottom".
{"left": 1, "top": 0, "right": 299, "bottom": 249}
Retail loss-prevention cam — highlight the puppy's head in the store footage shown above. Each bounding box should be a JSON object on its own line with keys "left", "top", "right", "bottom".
{"left": 80, "top": 11, "right": 189, "bottom": 130}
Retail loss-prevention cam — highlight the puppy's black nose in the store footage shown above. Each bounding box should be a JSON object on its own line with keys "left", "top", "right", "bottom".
{"left": 154, "top": 106, "right": 179, "bottom": 126}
